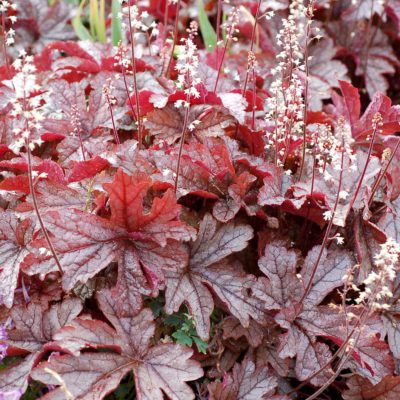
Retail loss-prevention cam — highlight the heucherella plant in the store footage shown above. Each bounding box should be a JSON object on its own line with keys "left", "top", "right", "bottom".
{"left": 0, "top": 1, "right": 400, "bottom": 399}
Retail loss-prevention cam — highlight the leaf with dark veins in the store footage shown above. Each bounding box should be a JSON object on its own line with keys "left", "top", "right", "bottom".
{"left": 208, "top": 360, "right": 278, "bottom": 400}
{"left": 308, "top": 39, "right": 348, "bottom": 111}
{"left": 276, "top": 310, "right": 334, "bottom": 386}
{"left": 0, "top": 299, "right": 82, "bottom": 394}
{"left": 298, "top": 307, "right": 394, "bottom": 384}
{"left": 23, "top": 209, "right": 124, "bottom": 290}
{"left": 0, "top": 212, "right": 35, "bottom": 308}
{"left": 190, "top": 213, "right": 253, "bottom": 267}
{"left": 222, "top": 317, "right": 265, "bottom": 348}
{"left": 112, "top": 244, "right": 152, "bottom": 317}
{"left": 344, "top": 375, "right": 400, "bottom": 400}
{"left": 293, "top": 152, "right": 381, "bottom": 227}
{"left": 145, "top": 105, "right": 183, "bottom": 144}
{"left": 24, "top": 171, "right": 193, "bottom": 300}
{"left": 52, "top": 318, "right": 120, "bottom": 356}
{"left": 355, "top": 29, "right": 397, "bottom": 99}
{"left": 165, "top": 214, "right": 264, "bottom": 340}
{"left": 301, "top": 246, "right": 353, "bottom": 308}
{"left": 165, "top": 269, "right": 213, "bottom": 340}
{"left": 7, "top": 298, "right": 82, "bottom": 352}
{"left": 378, "top": 197, "right": 400, "bottom": 242}
{"left": 32, "top": 353, "right": 132, "bottom": 400}
{"left": 253, "top": 242, "right": 301, "bottom": 310}
{"left": 382, "top": 314, "right": 400, "bottom": 359}
{"left": 32, "top": 290, "right": 203, "bottom": 400}
{"left": 0, "top": 354, "right": 38, "bottom": 395}
{"left": 255, "top": 240, "right": 388, "bottom": 384}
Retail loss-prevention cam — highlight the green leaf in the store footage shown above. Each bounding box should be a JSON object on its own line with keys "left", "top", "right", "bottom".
{"left": 98, "top": 0, "right": 106, "bottom": 43}
{"left": 172, "top": 330, "right": 193, "bottom": 347}
{"left": 197, "top": 0, "right": 216, "bottom": 51}
{"left": 112, "top": 0, "right": 122, "bottom": 46}
{"left": 72, "top": 0, "right": 93, "bottom": 41}
{"left": 147, "top": 296, "right": 164, "bottom": 318}
{"left": 164, "top": 314, "right": 184, "bottom": 327}
{"left": 193, "top": 336, "right": 208, "bottom": 354}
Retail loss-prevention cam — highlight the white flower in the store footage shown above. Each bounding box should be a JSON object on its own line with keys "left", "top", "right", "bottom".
{"left": 323, "top": 210, "right": 333, "bottom": 221}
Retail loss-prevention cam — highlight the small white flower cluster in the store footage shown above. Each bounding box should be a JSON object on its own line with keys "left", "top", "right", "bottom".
{"left": 102, "top": 78, "right": 117, "bottom": 107}
{"left": 3, "top": 51, "right": 44, "bottom": 154}
{"left": 219, "top": 7, "right": 239, "bottom": 45}
{"left": 0, "top": 0, "right": 17, "bottom": 46}
{"left": 356, "top": 237, "right": 400, "bottom": 311}
{"left": 329, "top": 117, "right": 356, "bottom": 174}
{"left": 264, "top": 0, "right": 307, "bottom": 167}
{"left": 118, "top": 3, "right": 159, "bottom": 38}
{"left": 115, "top": 42, "right": 130, "bottom": 70}
{"left": 174, "top": 21, "right": 201, "bottom": 109}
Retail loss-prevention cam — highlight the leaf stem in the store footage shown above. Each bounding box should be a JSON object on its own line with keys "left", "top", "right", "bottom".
{"left": 26, "top": 144, "right": 64, "bottom": 275}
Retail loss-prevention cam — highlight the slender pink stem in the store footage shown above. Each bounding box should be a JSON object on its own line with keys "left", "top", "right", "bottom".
{"left": 298, "top": 9, "right": 313, "bottom": 180}
{"left": 26, "top": 144, "right": 63, "bottom": 275}
{"left": 348, "top": 121, "right": 378, "bottom": 210}
{"left": 368, "top": 137, "right": 400, "bottom": 206}
{"left": 22, "top": 90, "right": 63, "bottom": 275}
{"left": 215, "top": 0, "right": 222, "bottom": 57}
{"left": 251, "top": 67, "right": 256, "bottom": 130}
{"left": 106, "top": 97, "right": 120, "bottom": 145}
{"left": 121, "top": 67, "right": 139, "bottom": 142}
{"left": 242, "top": 0, "right": 262, "bottom": 95}
{"left": 165, "top": 0, "right": 181, "bottom": 78}
{"left": 127, "top": 3, "right": 142, "bottom": 149}
{"left": 213, "top": 28, "right": 232, "bottom": 93}
{"left": 174, "top": 98, "right": 190, "bottom": 192}
{"left": 300, "top": 141, "right": 345, "bottom": 304}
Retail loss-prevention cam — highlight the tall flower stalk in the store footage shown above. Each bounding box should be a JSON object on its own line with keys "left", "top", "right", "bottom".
{"left": 174, "top": 22, "right": 200, "bottom": 191}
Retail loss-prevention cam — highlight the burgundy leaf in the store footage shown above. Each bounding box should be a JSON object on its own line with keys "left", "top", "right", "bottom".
{"left": 165, "top": 213, "right": 263, "bottom": 340}
{"left": 208, "top": 360, "right": 278, "bottom": 400}
{"left": 308, "top": 39, "right": 348, "bottom": 111}
{"left": 0, "top": 212, "right": 34, "bottom": 307}
{"left": 0, "top": 354, "right": 38, "bottom": 395}
{"left": 16, "top": 0, "right": 76, "bottom": 52}
{"left": 0, "top": 298, "right": 82, "bottom": 394}
{"left": 355, "top": 29, "right": 397, "bottom": 99}
{"left": 8, "top": 298, "right": 82, "bottom": 352}
{"left": 253, "top": 242, "right": 301, "bottom": 310}
{"left": 31, "top": 290, "right": 203, "bottom": 400}
{"left": 144, "top": 105, "right": 182, "bottom": 144}
{"left": 23, "top": 209, "right": 124, "bottom": 290}
{"left": 301, "top": 245, "right": 354, "bottom": 308}
{"left": 222, "top": 317, "right": 265, "bottom": 348}
{"left": 344, "top": 375, "right": 400, "bottom": 400}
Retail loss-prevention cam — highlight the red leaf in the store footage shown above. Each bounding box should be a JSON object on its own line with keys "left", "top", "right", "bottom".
{"left": 67, "top": 156, "right": 109, "bottom": 183}
{"left": 104, "top": 169, "right": 195, "bottom": 245}
{"left": 0, "top": 175, "right": 30, "bottom": 194}
{"left": 338, "top": 80, "right": 361, "bottom": 133}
